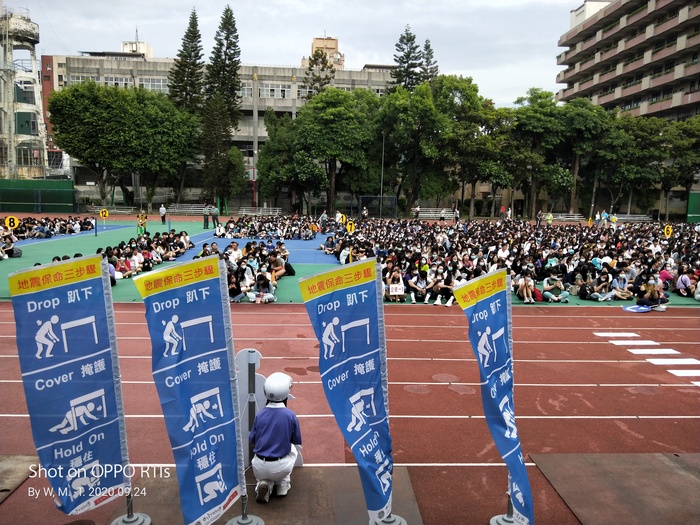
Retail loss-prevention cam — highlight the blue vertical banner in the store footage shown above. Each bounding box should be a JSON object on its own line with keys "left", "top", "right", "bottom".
{"left": 300, "top": 259, "right": 394, "bottom": 522}
{"left": 454, "top": 269, "right": 534, "bottom": 525}
{"left": 9, "top": 255, "right": 130, "bottom": 515}
{"left": 134, "top": 257, "right": 243, "bottom": 525}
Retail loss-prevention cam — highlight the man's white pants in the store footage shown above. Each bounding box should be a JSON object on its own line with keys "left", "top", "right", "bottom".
{"left": 252, "top": 446, "right": 298, "bottom": 493}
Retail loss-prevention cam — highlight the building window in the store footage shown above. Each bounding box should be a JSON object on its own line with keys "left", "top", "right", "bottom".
{"left": 373, "top": 87, "right": 385, "bottom": 96}
{"left": 0, "top": 143, "right": 7, "bottom": 165}
{"left": 104, "top": 76, "right": 133, "bottom": 88}
{"left": 16, "top": 145, "right": 43, "bottom": 166}
{"left": 139, "top": 78, "right": 169, "bottom": 93}
{"left": 69, "top": 75, "right": 98, "bottom": 84}
{"left": 237, "top": 83, "right": 252, "bottom": 97}
{"left": 259, "top": 83, "right": 292, "bottom": 99}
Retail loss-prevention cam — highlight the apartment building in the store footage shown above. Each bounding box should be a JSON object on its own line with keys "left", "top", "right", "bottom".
{"left": 556, "top": 0, "right": 700, "bottom": 120}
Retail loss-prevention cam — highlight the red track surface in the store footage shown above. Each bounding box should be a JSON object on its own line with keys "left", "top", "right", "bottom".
{"left": 1, "top": 303, "right": 699, "bottom": 525}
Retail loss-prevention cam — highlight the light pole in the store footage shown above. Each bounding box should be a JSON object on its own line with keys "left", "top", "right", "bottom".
{"left": 380, "top": 131, "right": 385, "bottom": 219}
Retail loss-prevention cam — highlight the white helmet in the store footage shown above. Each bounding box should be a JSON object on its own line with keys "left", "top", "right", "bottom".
{"left": 264, "top": 372, "right": 293, "bottom": 402}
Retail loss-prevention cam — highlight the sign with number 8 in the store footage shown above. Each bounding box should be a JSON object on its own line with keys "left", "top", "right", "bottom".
{"left": 4, "top": 216, "right": 19, "bottom": 229}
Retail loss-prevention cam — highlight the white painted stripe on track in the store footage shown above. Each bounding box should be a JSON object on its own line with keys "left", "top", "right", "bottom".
{"left": 628, "top": 349, "right": 679, "bottom": 355}
{"left": 594, "top": 332, "right": 639, "bottom": 337}
{"left": 693, "top": 382, "right": 700, "bottom": 387}
{"left": 668, "top": 370, "right": 700, "bottom": 377}
{"left": 610, "top": 340, "right": 659, "bottom": 345}
{"left": 647, "top": 358, "right": 700, "bottom": 366}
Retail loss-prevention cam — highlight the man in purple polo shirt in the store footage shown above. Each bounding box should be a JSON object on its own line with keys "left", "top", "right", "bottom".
{"left": 249, "top": 372, "right": 302, "bottom": 503}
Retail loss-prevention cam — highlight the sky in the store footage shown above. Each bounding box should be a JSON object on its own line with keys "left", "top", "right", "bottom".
{"left": 8, "top": 0, "right": 583, "bottom": 107}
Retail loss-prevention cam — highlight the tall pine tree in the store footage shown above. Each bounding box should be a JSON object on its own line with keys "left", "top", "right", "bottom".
{"left": 201, "top": 92, "right": 235, "bottom": 202}
{"left": 420, "top": 39, "right": 439, "bottom": 84}
{"left": 205, "top": 5, "right": 242, "bottom": 128}
{"left": 391, "top": 25, "right": 423, "bottom": 91}
{"left": 168, "top": 9, "right": 205, "bottom": 115}
{"left": 302, "top": 48, "right": 336, "bottom": 100}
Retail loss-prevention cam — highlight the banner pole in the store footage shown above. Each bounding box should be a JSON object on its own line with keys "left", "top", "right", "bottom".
{"left": 110, "top": 493, "right": 151, "bottom": 525}
{"left": 489, "top": 475, "right": 515, "bottom": 525}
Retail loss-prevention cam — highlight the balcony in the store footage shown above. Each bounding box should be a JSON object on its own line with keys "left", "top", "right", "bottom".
{"left": 649, "top": 71, "right": 674, "bottom": 89}
{"left": 598, "top": 91, "right": 616, "bottom": 105}
{"left": 598, "top": 69, "right": 617, "bottom": 83}
{"left": 647, "top": 97, "right": 674, "bottom": 113}
{"left": 620, "top": 81, "right": 642, "bottom": 98}
{"left": 651, "top": 43, "right": 678, "bottom": 61}
{"left": 623, "top": 32, "right": 646, "bottom": 53}
{"left": 622, "top": 56, "right": 644, "bottom": 74}
{"left": 653, "top": 16, "right": 679, "bottom": 39}
{"left": 599, "top": 45, "right": 619, "bottom": 63}
{"left": 625, "top": 5, "right": 649, "bottom": 26}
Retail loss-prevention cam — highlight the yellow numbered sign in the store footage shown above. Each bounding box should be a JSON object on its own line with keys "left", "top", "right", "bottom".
{"left": 588, "top": 217, "right": 593, "bottom": 227}
{"left": 346, "top": 220, "right": 355, "bottom": 233}
{"left": 664, "top": 224, "right": 672, "bottom": 238}
{"left": 99, "top": 208, "right": 109, "bottom": 219}
{"left": 4, "top": 216, "right": 19, "bottom": 229}
{"left": 339, "top": 213, "right": 347, "bottom": 224}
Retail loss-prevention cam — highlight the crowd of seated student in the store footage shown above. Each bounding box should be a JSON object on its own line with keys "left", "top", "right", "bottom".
{"left": 214, "top": 215, "right": 319, "bottom": 241}
{"left": 205, "top": 239, "right": 294, "bottom": 304}
{"left": 312, "top": 216, "right": 699, "bottom": 307}
{"left": 2, "top": 216, "right": 94, "bottom": 240}
{"left": 5, "top": 212, "right": 699, "bottom": 307}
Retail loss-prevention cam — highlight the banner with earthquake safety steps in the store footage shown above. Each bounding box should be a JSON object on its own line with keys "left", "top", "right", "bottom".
{"left": 454, "top": 268, "right": 534, "bottom": 525}
{"left": 135, "top": 257, "right": 244, "bottom": 525}
{"left": 9, "top": 255, "right": 130, "bottom": 515}
{"left": 300, "top": 259, "right": 394, "bottom": 523}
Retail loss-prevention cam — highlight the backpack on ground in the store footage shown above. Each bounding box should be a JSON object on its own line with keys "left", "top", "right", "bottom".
{"left": 284, "top": 261, "right": 296, "bottom": 276}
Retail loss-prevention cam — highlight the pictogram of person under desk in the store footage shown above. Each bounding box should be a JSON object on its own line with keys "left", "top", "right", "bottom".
{"left": 322, "top": 317, "right": 340, "bottom": 359}
{"left": 499, "top": 394, "right": 518, "bottom": 439}
{"left": 67, "top": 459, "right": 101, "bottom": 501}
{"left": 196, "top": 463, "right": 227, "bottom": 504}
{"left": 35, "top": 315, "right": 61, "bottom": 359}
{"left": 49, "top": 389, "right": 107, "bottom": 434}
{"left": 347, "top": 387, "right": 377, "bottom": 432}
{"left": 376, "top": 457, "right": 392, "bottom": 494}
{"left": 183, "top": 387, "right": 224, "bottom": 433}
{"left": 162, "top": 315, "right": 183, "bottom": 357}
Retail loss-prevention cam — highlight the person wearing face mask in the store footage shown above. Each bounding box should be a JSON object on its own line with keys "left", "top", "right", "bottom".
{"left": 589, "top": 270, "right": 614, "bottom": 301}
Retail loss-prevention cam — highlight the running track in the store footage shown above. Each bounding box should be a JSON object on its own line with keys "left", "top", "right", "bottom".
{"left": 1, "top": 303, "right": 699, "bottom": 525}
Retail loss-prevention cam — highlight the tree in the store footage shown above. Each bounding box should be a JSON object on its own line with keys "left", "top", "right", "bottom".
{"left": 420, "top": 39, "right": 439, "bottom": 85}
{"left": 294, "top": 88, "right": 373, "bottom": 213}
{"left": 378, "top": 83, "right": 448, "bottom": 212}
{"left": 391, "top": 25, "right": 423, "bottom": 91}
{"left": 664, "top": 116, "right": 700, "bottom": 221}
{"left": 168, "top": 8, "right": 205, "bottom": 116}
{"left": 302, "top": 48, "right": 336, "bottom": 100}
{"left": 133, "top": 90, "right": 200, "bottom": 206}
{"left": 512, "top": 88, "right": 565, "bottom": 219}
{"left": 557, "top": 98, "right": 610, "bottom": 214}
{"left": 49, "top": 82, "right": 141, "bottom": 205}
{"left": 201, "top": 92, "right": 242, "bottom": 204}
{"left": 205, "top": 5, "right": 242, "bottom": 127}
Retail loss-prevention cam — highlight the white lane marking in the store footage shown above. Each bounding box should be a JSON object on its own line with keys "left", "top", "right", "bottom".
{"left": 610, "top": 340, "right": 659, "bottom": 346}
{"left": 647, "top": 359, "right": 700, "bottom": 366}
{"left": 594, "top": 332, "right": 639, "bottom": 337}
{"left": 668, "top": 370, "right": 700, "bottom": 377}
{"left": 693, "top": 382, "right": 700, "bottom": 387}
{"left": 628, "top": 349, "right": 680, "bottom": 355}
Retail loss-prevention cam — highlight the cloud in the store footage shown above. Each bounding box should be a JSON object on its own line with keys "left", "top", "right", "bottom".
{"left": 20, "top": 0, "right": 578, "bottom": 104}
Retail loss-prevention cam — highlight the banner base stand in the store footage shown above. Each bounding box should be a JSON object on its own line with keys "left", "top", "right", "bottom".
{"left": 225, "top": 515, "right": 264, "bottom": 525}
{"left": 110, "top": 512, "right": 152, "bottom": 525}
{"left": 375, "top": 514, "right": 407, "bottom": 525}
{"left": 489, "top": 514, "right": 514, "bottom": 525}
